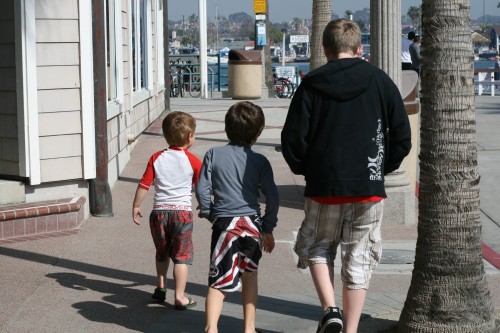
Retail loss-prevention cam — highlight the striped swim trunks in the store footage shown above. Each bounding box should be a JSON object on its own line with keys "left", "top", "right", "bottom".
{"left": 208, "top": 216, "right": 262, "bottom": 292}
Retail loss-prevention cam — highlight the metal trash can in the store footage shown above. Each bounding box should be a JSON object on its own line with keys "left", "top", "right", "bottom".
{"left": 228, "top": 50, "right": 262, "bottom": 99}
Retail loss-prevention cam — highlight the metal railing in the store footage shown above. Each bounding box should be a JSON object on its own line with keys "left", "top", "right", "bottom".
{"left": 168, "top": 54, "right": 224, "bottom": 98}
{"left": 474, "top": 68, "right": 500, "bottom": 96}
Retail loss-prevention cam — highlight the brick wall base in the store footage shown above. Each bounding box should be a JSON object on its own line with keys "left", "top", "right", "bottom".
{"left": 0, "top": 197, "right": 86, "bottom": 243}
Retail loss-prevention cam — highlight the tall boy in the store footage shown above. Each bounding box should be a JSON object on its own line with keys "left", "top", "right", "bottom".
{"left": 132, "top": 111, "right": 201, "bottom": 310}
{"left": 281, "top": 19, "right": 411, "bottom": 333}
{"left": 196, "top": 101, "right": 279, "bottom": 333}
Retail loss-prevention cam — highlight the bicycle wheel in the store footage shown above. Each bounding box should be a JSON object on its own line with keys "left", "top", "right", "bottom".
{"left": 170, "top": 78, "right": 179, "bottom": 97}
{"left": 274, "top": 78, "right": 291, "bottom": 98}
{"left": 285, "top": 80, "right": 295, "bottom": 98}
{"left": 188, "top": 84, "right": 201, "bottom": 98}
{"left": 178, "top": 73, "right": 184, "bottom": 98}
{"left": 188, "top": 74, "right": 202, "bottom": 98}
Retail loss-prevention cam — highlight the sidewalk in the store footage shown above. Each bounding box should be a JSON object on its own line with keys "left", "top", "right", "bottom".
{"left": 0, "top": 96, "right": 498, "bottom": 333}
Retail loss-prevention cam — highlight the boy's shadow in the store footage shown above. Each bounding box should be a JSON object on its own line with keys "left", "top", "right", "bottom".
{"left": 46, "top": 272, "right": 282, "bottom": 332}
{"left": 47, "top": 272, "right": 167, "bottom": 331}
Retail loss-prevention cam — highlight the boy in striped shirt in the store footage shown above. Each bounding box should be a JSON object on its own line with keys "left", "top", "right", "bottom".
{"left": 132, "top": 111, "right": 201, "bottom": 310}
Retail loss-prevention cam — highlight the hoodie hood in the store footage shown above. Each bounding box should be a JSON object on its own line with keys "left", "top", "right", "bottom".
{"left": 303, "top": 58, "right": 374, "bottom": 101}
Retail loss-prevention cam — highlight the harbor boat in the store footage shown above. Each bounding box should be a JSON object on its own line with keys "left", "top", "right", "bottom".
{"left": 207, "top": 54, "right": 228, "bottom": 65}
{"left": 207, "top": 47, "right": 229, "bottom": 65}
{"left": 294, "top": 54, "right": 310, "bottom": 62}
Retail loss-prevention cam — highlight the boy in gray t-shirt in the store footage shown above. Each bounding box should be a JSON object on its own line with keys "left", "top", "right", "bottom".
{"left": 196, "top": 101, "right": 279, "bottom": 333}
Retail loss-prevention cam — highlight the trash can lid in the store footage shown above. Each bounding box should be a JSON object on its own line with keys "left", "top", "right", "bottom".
{"left": 228, "top": 50, "right": 262, "bottom": 64}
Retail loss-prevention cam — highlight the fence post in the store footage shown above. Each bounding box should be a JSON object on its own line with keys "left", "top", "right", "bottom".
{"left": 478, "top": 72, "right": 484, "bottom": 95}
{"left": 491, "top": 72, "right": 495, "bottom": 97}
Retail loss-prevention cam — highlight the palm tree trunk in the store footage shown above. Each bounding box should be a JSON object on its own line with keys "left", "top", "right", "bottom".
{"left": 397, "top": 1, "right": 497, "bottom": 331}
{"left": 310, "top": 0, "right": 331, "bottom": 70}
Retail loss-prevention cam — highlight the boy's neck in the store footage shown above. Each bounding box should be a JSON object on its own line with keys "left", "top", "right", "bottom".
{"left": 169, "top": 145, "right": 189, "bottom": 150}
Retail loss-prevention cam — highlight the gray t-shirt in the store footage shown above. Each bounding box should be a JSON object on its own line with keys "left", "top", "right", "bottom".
{"left": 196, "top": 144, "right": 279, "bottom": 233}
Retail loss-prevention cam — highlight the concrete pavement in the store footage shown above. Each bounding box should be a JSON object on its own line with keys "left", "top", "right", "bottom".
{"left": 0, "top": 96, "right": 499, "bottom": 333}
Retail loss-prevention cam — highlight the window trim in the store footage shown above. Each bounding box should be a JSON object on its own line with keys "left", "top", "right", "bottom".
{"left": 106, "top": 0, "right": 124, "bottom": 120}
{"left": 156, "top": 0, "right": 164, "bottom": 87}
{"left": 130, "top": 0, "right": 152, "bottom": 96}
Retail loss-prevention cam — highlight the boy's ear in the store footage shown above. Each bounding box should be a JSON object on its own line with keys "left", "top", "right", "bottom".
{"left": 355, "top": 45, "right": 363, "bottom": 57}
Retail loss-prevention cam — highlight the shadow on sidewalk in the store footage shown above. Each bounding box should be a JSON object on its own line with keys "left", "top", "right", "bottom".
{"left": 1, "top": 247, "right": 318, "bottom": 331}
{"left": 1, "top": 244, "right": 410, "bottom": 332}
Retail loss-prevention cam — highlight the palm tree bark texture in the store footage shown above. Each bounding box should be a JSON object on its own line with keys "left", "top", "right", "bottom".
{"left": 397, "top": 1, "right": 498, "bottom": 332}
{"left": 310, "top": 0, "right": 331, "bottom": 70}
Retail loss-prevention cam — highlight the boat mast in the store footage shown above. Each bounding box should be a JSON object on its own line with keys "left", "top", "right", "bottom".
{"left": 216, "top": 6, "right": 218, "bottom": 51}
{"left": 282, "top": 30, "right": 286, "bottom": 66}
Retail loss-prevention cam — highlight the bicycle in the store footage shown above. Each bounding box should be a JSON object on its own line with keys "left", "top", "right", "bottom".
{"left": 169, "top": 59, "right": 184, "bottom": 97}
{"left": 273, "top": 75, "right": 295, "bottom": 98}
{"left": 182, "top": 65, "right": 202, "bottom": 98}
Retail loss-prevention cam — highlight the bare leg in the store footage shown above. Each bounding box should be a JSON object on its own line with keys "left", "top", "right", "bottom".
{"left": 241, "top": 271, "right": 258, "bottom": 333}
{"left": 309, "top": 263, "right": 336, "bottom": 310}
{"left": 173, "top": 263, "right": 190, "bottom": 305}
{"left": 156, "top": 259, "right": 169, "bottom": 288}
{"left": 342, "top": 286, "right": 367, "bottom": 333}
{"left": 205, "top": 287, "right": 226, "bottom": 333}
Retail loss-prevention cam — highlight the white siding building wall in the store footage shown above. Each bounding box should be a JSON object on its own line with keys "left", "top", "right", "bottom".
{"left": 0, "top": 0, "right": 165, "bottom": 215}
{"left": 35, "top": 0, "right": 83, "bottom": 183}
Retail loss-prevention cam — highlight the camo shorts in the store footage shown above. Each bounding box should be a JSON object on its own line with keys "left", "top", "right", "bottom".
{"left": 149, "top": 209, "right": 194, "bottom": 264}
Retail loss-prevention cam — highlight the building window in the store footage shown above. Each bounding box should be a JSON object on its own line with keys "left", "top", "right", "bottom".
{"left": 157, "top": 0, "right": 164, "bottom": 86}
{"left": 106, "top": 0, "right": 123, "bottom": 118}
{"left": 131, "top": 0, "right": 150, "bottom": 92}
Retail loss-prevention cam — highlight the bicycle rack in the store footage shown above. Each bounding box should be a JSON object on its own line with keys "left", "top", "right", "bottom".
{"left": 208, "top": 67, "right": 215, "bottom": 99}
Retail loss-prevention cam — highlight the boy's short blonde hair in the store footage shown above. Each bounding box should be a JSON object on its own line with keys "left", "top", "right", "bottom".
{"left": 162, "top": 111, "right": 196, "bottom": 147}
{"left": 322, "top": 19, "right": 361, "bottom": 56}
{"left": 225, "top": 101, "right": 264, "bottom": 145}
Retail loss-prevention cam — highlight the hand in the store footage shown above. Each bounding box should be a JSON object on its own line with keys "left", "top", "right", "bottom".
{"left": 261, "top": 233, "right": 275, "bottom": 253}
{"left": 133, "top": 207, "right": 142, "bottom": 225}
{"left": 196, "top": 205, "right": 203, "bottom": 218}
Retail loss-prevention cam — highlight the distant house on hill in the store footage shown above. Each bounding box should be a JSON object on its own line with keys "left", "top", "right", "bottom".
{"left": 472, "top": 31, "right": 491, "bottom": 53}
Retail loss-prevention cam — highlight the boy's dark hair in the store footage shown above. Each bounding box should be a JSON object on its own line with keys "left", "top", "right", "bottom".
{"left": 322, "top": 19, "right": 361, "bottom": 56}
{"left": 162, "top": 111, "right": 196, "bottom": 147}
{"left": 408, "top": 31, "right": 416, "bottom": 41}
{"left": 225, "top": 101, "right": 265, "bottom": 145}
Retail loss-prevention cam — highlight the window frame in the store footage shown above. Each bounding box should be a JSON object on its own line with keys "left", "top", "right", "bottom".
{"left": 106, "top": 0, "right": 123, "bottom": 119}
{"left": 156, "top": 0, "right": 164, "bottom": 88}
{"left": 131, "top": 0, "right": 153, "bottom": 106}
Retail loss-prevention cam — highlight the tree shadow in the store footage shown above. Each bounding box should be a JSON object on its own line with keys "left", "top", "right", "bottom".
{"left": 358, "top": 313, "right": 399, "bottom": 332}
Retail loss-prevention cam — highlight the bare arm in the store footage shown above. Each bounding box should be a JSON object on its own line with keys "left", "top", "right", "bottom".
{"left": 132, "top": 187, "right": 148, "bottom": 225}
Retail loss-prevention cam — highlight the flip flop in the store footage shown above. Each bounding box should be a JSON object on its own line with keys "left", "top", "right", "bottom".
{"left": 174, "top": 297, "right": 197, "bottom": 310}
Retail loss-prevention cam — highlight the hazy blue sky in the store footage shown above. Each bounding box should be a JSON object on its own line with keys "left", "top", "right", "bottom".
{"left": 167, "top": 0, "right": 495, "bottom": 22}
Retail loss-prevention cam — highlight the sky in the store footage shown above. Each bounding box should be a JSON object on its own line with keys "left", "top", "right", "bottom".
{"left": 167, "top": 0, "right": 496, "bottom": 22}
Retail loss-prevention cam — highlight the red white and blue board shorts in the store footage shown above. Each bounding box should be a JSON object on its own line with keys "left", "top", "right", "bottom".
{"left": 208, "top": 216, "right": 262, "bottom": 292}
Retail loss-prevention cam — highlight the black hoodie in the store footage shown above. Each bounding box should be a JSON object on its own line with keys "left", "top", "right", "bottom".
{"left": 281, "top": 58, "right": 412, "bottom": 198}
